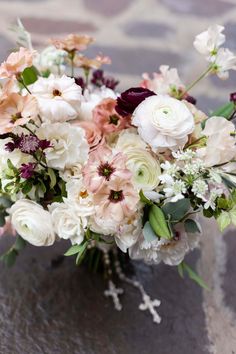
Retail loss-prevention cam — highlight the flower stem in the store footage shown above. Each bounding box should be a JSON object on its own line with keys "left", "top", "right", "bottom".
{"left": 180, "top": 65, "right": 213, "bottom": 99}
{"left": 17, "top": 76, "right": 32, "bottom": 94}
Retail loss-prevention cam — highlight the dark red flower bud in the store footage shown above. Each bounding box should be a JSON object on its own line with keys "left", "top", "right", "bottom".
{"left": 19, "top": 163, "right": 36, "bottom": 179}
{"left": 115, "top": 87, "right": 156, "bottom": 117}
{"left": 230, "top": 92, "right": 236, "bottom": 102}
{"left": 184, "top": 95, "right": 197, "bottom": 105}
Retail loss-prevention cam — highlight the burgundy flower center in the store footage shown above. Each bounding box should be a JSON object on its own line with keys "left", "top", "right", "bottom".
{"left": 109, "top": 114, "right": 119, "bottom": 125}
{"left": 53, "top": 89, "right": 62, "bottom": 96}
{"left": 173, "top": 231, "right": 181, "bottom": 241}
{"left": 97, "top": 162, "right": 115, "bottom": 180}
{"left": 108, "top": 190, "right": 124, "bottom": 203}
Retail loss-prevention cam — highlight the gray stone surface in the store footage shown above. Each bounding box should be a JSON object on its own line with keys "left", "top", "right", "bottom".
{"left": 0, "top": 237, "right": 210, "bottom": 354}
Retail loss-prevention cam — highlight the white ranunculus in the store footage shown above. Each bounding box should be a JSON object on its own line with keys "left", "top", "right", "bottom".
{"left": 9, "top": 199, "right": 55, "bottom": 246}
{"left": 193, "top": 24, "right": 225, "bottom": 57}
{"left": 124, "top": 148, "right": 161, "bottom": 191}
{"left": 37, "top": 122, "right": 89, "bottom": 170}
{"left": 79, "top": 87, "right": 117, "bottom": 121}
{"left": 212, "top": 48, "right": 236, "bottom": 79}
{"left": 129, "top": 221, "right": 201, "bottom": 265}
{"left": 132, "top": 95, "right": 194, "bottom": 151}
{"left": 30, "top": 74, "right": 82, "bottom": 122}
{"left": 66, "top": 179, "right": 95, "bottom": 216}
{"left": 115, "top": 129, "right": 147, "bottom": 151}
{"left": 49, "top": 199, "right": 89, "bottom": 245}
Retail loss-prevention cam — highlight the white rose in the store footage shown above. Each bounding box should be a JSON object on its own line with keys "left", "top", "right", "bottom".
{"left": 197, "top": 116, "right": 236, "bottom": 167}
{"left": 49, "top": 199, "right": 88, "bottom": 245}
{"left": 132, "top": 95, "right": 194, "bottom": 151}
{"left": 124, "top": 148, "right": 161, "bottom": 191}
{"left": 9, "top": 199, "right": 55, "bottom": 246}
{"left": 65, "top": 179, "right": 95, "bottom": 216}
{"left": 115, "top": 213, "right": 143, "bottom": 252}
{"left": 30, "top": 74, "right": 82, "bottom": 123}
{"left": 37, "top": 122, "right": 89, "bottom": 170}
{"left": 193, "top": 24, "right": 225, "bottom": 57}
{"left": 79, "top": 87, "right": 117, "bottom": 121}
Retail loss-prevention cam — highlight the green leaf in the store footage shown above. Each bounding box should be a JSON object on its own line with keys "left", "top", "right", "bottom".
{"left": 217, "top": 197, "right": 230, "bottom": 210}
{"left": 21, "top": 180, "right": 33, "bottom": 194}
{"left": 7, "top": 159, "right": 18, "bottom": 173}
{"left": 162, "top": 198, "right": 191, "bottom": 222}
{"left": 38, "top": 179, "right": 47, "bottom": 194}
{"left": 0, "top": 249, "right": 18, "bottom": 267}
{"left": 149, "top": 205, "right": 172, "bottom": 239}
{"left": 229, "top": 207, "right": 236, "bottom": 226}
{"left": 21, "top": 66, "right": 38, "bottom": 85}
{"left": 210, "top": 102, "right": 234, "bottom": 119}
{"left": 177, "top": 262, "right": 184, "bottom": 278}
{"left": 180, "top": 262, "right": 210, "bottom": 290}
{"left": 47, "top": 168, "right": 57, "bottom": 189}
{"left": 64, "top": 244, "right": 83, "bottom": 256}
{"left": 14, "top": 236, "right": 26, "bottom": 251}
{"left": 143, "top": 221, "right": 158, "bottom": 242}
{"left": 184, "top": 219, "right": 201, "bottom": 233}
{"left": 139, "top": 190, "right": 153, "bottom": 206}
{"left": 76, "top": 242, "right": 88, "bottom": 265}
{"left": 0, "top": 213, "right": 6, "bottom": 227}
{"left": 217, "top": 211, "right": 231, "bottom": 232}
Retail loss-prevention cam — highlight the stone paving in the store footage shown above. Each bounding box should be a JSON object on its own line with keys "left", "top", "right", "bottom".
{"left": 0, "top": 0, "right": 236, "bottom": 353}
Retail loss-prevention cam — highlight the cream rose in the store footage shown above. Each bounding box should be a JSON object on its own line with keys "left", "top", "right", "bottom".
{"left": 37, "top": 122, "right": 89, "bottom": 170}
{"left": 49, "top": 199, "right": 88, "bottom": 245}
{"left": 9, "top": 199, "right": 55, "bottom": 246}
{"left": 124, "top": 148, "right": 161, "bottom": 191}
{"left": 132, "top": 95, "right": 194, "bottom": 151}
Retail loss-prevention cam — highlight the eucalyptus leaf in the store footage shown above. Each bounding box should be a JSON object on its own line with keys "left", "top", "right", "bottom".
{"left": 143, "top": 221, "right": 158, "bottom": 242}
{"left": 184, "top": 219, "right": 201, "bottom": 233}
{"left": 64, "top": 244, "right": 83, "bottom": 256}
{"left": 149, "top": 205, "right": 172, "bottom": 239}
{"left": 47, "top": 168, "right": 57, "bottom": 189}
{"left": 14, "top": 236, "right": 26, "bottom": 251}
{"left": 162, "top": 198, "right": 191, "bottom": 222}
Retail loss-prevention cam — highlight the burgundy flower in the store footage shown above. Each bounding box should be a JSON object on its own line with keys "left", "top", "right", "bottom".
{"left": 230, "top": 92, "right": 236, "bottom": 102}
{"left": 75, "top": 76, "right": 86, "bottom": 90}
{"left": 20, "top": 163, "right": 36, "bottom": 179}
{"left": 38, "top": 139, "right": 51, "bottom": 150}
{"left": 184, "top": 95, "right": 197, "bottom": 105}
{"left": 115, "top": 87, "right": 156, "bottom": 117}
{"left": 91, "top": 70, "right": 119, "bottom": 90}
{"left": 18, "top": 134, "right": 40, "bottom": 153}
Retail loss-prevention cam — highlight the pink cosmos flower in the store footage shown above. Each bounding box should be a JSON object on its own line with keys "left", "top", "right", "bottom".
{"left": 0, "top": 47, "right": 36, "bottom": 79}
{"left": 72, "top": 120, "right": 104, "bottom": 150}
{"left": 51, "top": 34, "right": 94, "bottom": 52}
{"left": 93, "top": 98, "right": 130, "bottom": 134}
{"left": 0, "top": 93, "right": 39, "bottom": 134}
{"left": 82, "top": 145, "right": 131, "bottom": 193}
{"left": 93, "top": 178, "right": 139, "bottom": 223}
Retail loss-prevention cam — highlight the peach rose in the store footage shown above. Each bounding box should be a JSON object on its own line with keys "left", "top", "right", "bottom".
{"left": 93, "top": 98, "right": 130, "bottom": 134}
{"left": 0, "top": 93, "right": 39, "bottom": 134}
{"left": 73, "top": 120, "right": 104, "bottom": 150}
{"left": 0, "top": 47, "right": 35, "bottom": 79}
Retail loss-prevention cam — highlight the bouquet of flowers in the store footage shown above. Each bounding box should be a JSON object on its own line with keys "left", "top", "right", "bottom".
{"left": 1, "top": 21, "right": 236, "bottom": 323}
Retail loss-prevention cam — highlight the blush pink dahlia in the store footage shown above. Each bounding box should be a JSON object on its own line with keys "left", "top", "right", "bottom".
{"left": 82, "top": 145, "right": 131, "bottom": 193}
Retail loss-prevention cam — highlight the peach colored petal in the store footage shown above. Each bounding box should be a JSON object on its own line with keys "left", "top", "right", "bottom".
{"left": 0, "top": 47, "right": 36, "bottom": 79}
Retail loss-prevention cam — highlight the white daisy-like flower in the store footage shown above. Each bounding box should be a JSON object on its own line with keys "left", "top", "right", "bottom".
{"left": 182, "top": 160, "right": 205, "bottom": 175}
{"left": 192, "top": 179, "right": 208, "bottom": 200}
{"left": 172, "top": 149, "right": 196, "bottom": 161}
{"left": 30, "top": 74, "right": 82, "bottom": 122}
{"left": 212, "top": 48, "right": 236, "bottom": 79}
{"left": 163, "top": 179, "right": 187, "bottom": 202}
{"left": 204, "top": 188, "right": 223, "bottom": 210}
